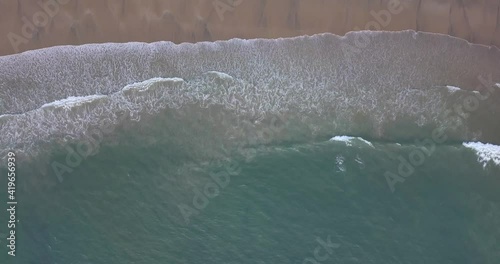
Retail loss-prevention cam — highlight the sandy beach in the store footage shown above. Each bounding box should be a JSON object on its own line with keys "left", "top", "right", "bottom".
{"left": 1, "top": 0, "right": 499, "bottom": 56}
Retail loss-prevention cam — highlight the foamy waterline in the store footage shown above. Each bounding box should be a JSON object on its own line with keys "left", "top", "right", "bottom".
{"left": 1, "top": 31, "right": 500, "bottom": 159}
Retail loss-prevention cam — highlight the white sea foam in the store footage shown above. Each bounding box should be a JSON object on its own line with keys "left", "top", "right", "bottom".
{"left": 121, "top": 77, "right": 185, "bottom": 92}
{"left": 41, "top": 95, "right": 107, "bottom": 110}
{"left": 446, "top": 86, "right": 461, "bottom": 93}
{"left": 204, "top": 71, "right": 233, "bottom": 80}
{"left": 335, "top": 155, "right": 346, "bottom": 172}
{"left": 446, "top": 85, "right": 482, "bottom": 95}
{"left": 463, "top": 142, "right": 500, "bottom": 168}
{"left": 329, "top": 136, "right": 374, "bottom": 147}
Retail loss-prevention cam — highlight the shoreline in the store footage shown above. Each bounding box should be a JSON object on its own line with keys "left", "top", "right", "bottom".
{"left": 1, "top": 0, "right": 499, "bottom": 56}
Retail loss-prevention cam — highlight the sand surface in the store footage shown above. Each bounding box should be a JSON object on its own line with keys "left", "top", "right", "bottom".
{"left": 1, "top": 0, "right": 499, "bottom": 55}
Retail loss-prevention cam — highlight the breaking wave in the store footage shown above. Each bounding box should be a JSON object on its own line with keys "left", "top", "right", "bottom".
{"left": 463, "top": 142, "right": 500, "bottom": 168}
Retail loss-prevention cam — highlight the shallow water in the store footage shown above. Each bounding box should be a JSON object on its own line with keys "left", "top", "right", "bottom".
{"left": 3, "top": 138, "right": 500, "bottom": 263}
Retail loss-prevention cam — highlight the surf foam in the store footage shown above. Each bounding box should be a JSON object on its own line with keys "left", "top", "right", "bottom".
{"left": 463, "top": 142, "right": 500, "bottom": 168}
{"left": 329, "top": 136, "right": 374, "bottom": 147}
{"left": 1, "top": 31, "right": 500, "bottom": 159}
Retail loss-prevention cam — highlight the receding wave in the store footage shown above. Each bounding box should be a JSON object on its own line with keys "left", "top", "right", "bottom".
{"left": 1, "top": 31, "right": 500, "bottom": 161}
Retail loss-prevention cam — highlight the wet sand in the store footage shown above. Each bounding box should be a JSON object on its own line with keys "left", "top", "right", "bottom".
{"left": 0, "top": 0, "right": 499, "bottom": 56}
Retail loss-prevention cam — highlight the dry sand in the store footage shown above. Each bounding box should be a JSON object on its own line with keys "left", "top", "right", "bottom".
{"left": 1, "top": 0, "right": 499, "bottom": 56}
